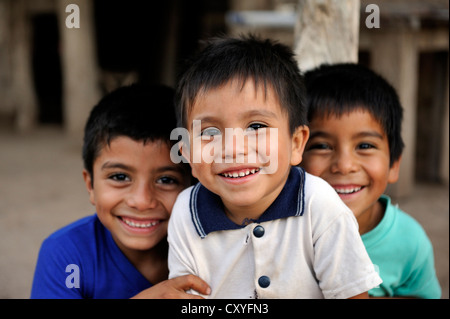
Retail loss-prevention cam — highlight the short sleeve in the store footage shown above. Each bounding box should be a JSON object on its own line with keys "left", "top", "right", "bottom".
{"left": 314, "top": 211, "right": 381, "bottom": 298}
{"left": 30, "top": 236, "right": 85, "bottom": 299}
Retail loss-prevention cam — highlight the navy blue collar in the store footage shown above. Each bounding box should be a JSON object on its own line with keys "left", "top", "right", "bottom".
{"left": 190, "top": 166, "right": 306, "bottom": 238}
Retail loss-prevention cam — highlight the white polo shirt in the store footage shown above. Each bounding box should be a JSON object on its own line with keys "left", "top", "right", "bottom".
{"left": 168, "top": 167, "right": 382, "bottom": 298}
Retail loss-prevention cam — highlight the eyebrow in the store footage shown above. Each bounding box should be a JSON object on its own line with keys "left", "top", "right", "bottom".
{"left": 101, "top": 162, "right": 134, "bottom": 172}
{"left": 244, "top": 109, "right": 278, "bottom": 119}
{"left": 154, "top": 166, "right": 184, "bottom": 174}
{"left": 191, "top": 109, "right": 278, "bottom": 128}
{"left": 309, "top": 130, "right": 384, "bottom": 140}
{"left": 101, "top": 162, "right": 183, "bottom": 174}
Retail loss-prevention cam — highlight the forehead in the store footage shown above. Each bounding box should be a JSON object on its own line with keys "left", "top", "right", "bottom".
{"left": 94, "top": 136, "right": 172, "bottom": 166}
{"left": 310, "top": 109, "right": 385, "bottom": 135}
{"left": 188, "top": 79, "right": 284, "bottom": 119}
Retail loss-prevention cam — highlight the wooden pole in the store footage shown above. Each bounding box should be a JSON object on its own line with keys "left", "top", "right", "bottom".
{"left": 57, "top": 0, "right": 100, "bottom": 138}
{"left": 293, "top": 0, "right": 361, "bottom": 72}
{"left": 11, "top": 0, "right": 37, "bottom": 132}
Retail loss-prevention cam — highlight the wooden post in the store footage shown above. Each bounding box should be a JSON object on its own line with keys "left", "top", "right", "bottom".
{"left": 293, "top": 0, "right": 361, "bottom": 71}
{"left": 57, "top": 0, "right": 100, "bottom": 138}
{"left": 441, "top": 57, "right": 449, "bottom": 185}
{"left": 0, "top": 0, "right": 13, "bottom": 120}
{"left": 370, "top": 29, "right": 419, "bottom": 198}
{"left": 11, "top": 0, "right": 37, "bottom": 132}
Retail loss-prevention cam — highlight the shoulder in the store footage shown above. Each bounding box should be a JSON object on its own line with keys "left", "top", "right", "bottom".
{"left": 387, "top": 199, "right": 432, "bottom": 249}
{"left": 171, "top": 186, "right": 195, "bottom": 219}
{"left": 169, "top": 185, "right": 198, "bottom": 236}
{"left": 300, "top": 171, "right": 358, "bottom": 237}
{"left": 303, "top": 171, "right": 341, "bottom": 198}
{"left": 44, "top": 215, "right": 99, "bottom": 243}
{"left": 31, "top": 215, "right": 103, "bottom": 298}
{"left": 303, "top": 171, "right": 354, "bottom": 218}
{"left": 174, "top": 185, "right": 194, "bottom": 205}
{"left": 39, "top": 215, "right": 103, "bottom": 259}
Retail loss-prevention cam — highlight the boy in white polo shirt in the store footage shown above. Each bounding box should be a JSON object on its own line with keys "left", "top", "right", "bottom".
{"left": 167, "top": 35, "right": 382, "bottom": 299}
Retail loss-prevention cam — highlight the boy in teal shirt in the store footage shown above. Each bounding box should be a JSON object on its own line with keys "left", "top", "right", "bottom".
{"left": 301, "top": 63, "right": 441, "bottom": 298}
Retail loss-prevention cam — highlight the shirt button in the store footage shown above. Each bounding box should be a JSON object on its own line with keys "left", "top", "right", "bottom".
{"left": 258, "top": 276, "right": 270, "bottom": 288}
{"left": 253, "top": 225, "right": 265, "bottom": 238}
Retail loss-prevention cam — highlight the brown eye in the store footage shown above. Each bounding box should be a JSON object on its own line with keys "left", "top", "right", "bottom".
{"left": 157, "top": 176, "right": 179, "bottom": 185}
{"left": 109, "top": 173, "right": 130, "bottom": 182}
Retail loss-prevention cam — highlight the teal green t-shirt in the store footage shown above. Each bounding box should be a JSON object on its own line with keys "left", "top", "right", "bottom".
{"left": 361, "top": 195, "right": 441, "bottom": 298}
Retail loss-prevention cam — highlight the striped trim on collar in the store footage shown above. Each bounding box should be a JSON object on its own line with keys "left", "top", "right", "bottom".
{"left": 190, "top": 167, "right": 306, "bottom": 238}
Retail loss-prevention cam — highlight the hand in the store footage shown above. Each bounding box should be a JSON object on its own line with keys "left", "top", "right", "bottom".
{"left": 131, "top": 275, "right": 211, "bottom": 299}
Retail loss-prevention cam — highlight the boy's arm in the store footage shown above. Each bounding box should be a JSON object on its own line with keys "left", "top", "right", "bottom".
{"left": 131, "top": 275, "right": 211, "bottom": 299}
{"left": 348, "top": 292, "right": 369, "bottom": 299}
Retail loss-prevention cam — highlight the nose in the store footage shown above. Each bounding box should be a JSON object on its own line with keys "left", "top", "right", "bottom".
{"left": 330, "top": 149, "right": 359, "bottom": 175}
{"left": 126, "top": 182, "right": 158, "bottom": 211}
{"left": 223, "top": 128, "right": 247, "bottom": 162}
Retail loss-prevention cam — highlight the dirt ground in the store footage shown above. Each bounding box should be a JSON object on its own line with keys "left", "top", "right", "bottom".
{"left": 0, "top": 127, "right": 448, "bottom": 299}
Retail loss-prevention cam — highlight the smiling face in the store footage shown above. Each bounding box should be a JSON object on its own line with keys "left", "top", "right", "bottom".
{"left": 83, "top": 137, "right": 188, "bottom": 257}
{"left": 184, "top": 79, "right": 308, "bottom": 223}
{"left": 301, "top": 109, "right": 401, "bottom": 233}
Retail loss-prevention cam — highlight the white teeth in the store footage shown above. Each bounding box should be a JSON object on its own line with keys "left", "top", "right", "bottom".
{"left": 122, "top": 219, "right": 159, "bottom": 228}
{"left": 334, "top": 186, "right": 363, "bottom": 194}
{"left": 222, "top": 168, "right": 260, "bottom": 178}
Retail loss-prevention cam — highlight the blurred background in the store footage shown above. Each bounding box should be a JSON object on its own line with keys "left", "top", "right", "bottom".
{"left": 0, "top": 0, "right": 448, "bottom": 298}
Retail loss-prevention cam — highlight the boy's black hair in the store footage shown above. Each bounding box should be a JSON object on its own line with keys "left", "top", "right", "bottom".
{"left": 304, "top": 63, "right": 404, "bottom": 166}
{"left": 175, "top": 34, "right": 307, "bottom": 134}
{"left": 82, "top": 83, "right": 180, "bottom": 178}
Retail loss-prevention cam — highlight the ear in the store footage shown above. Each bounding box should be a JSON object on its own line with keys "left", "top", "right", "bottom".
{"left": 290, "top": 125, "right": 310, "bottom": 166}
{"left": 82, "top": 169, "right": 96, "bottom": 206}
{"left": 387, "top": 156, "right": 402, "bottom": 184}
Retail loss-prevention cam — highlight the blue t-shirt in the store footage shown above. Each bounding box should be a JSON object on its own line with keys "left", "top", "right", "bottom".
{"left": 362, "top": 195, "right": 441, "bottom": 298}
{"left": 31, "top": 215, "right": 152, "bottom": 299}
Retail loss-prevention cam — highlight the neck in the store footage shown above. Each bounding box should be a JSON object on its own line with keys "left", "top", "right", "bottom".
{"left": 121, "top": 240, "right": 169, "bottom": 284}
{"left": 356, "top": 200, "right": 385, "bottom": 235}
{"left": 223, "top": 178, "right": 287, "bottom": 226}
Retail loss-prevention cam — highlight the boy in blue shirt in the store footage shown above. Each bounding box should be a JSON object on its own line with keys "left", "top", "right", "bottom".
{"left": 301, "top": 63, "right": 441, "bottom": 298}
{"left": 31, "top": 84, "right": 210, "bottom": 298}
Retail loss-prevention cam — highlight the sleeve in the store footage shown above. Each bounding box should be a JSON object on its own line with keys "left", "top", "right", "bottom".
{"left": 395, "top": 226, "right": 442, "bottom": 299}
{"left": 313, "top": 211, "right": 382, "bottom": 299}
{"left": 30, "top": 236, "right": 84, "bottom": 299}
{"left": 306, "top": 175, "right": 382, "bottom": 299}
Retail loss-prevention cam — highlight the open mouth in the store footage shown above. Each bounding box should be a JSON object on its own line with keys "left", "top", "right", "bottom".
{"left": 334, "top": 186, "right": 364, "bottom": 195}
{"left": 119, "top": 217, "right": 160, "bottom": 229}
{"left": 220, "top": 168, "right": 260, "bottom": 178}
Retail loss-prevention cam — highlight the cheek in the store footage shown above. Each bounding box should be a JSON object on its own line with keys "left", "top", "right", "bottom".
{"left": 365, "top": 158, "right": 391, "bottom": 180}
{"left": 158, "top": 191, "right": 183, "bottom": 216}
{"left": 302, "top": 155, "right": 328, "bottom": 176}
{"left": 93, "top": 187, "right": 120, "bottom": 215}
{"left": 190, "top": 162, "right": 206, "bottom": 180}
